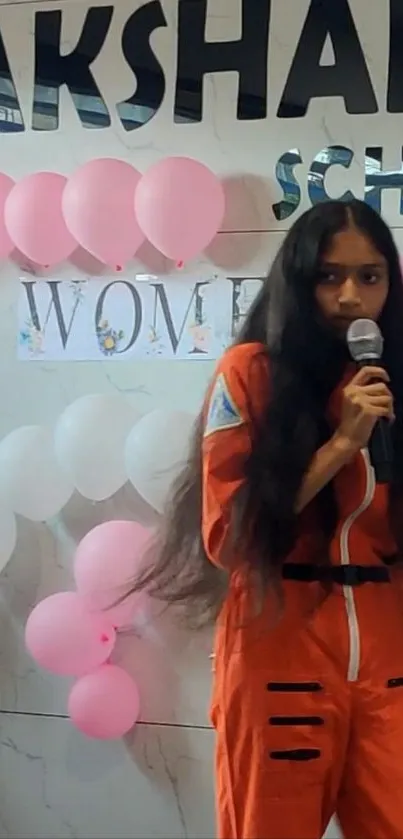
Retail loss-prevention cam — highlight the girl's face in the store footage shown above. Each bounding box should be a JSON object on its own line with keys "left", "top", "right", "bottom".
{"left": 314, "top": 224, "right": 390, "bottom": 336}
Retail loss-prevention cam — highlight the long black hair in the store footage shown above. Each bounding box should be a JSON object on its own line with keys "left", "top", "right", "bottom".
{"left": 127, "top": 199, "right": 403, "bottom": 624}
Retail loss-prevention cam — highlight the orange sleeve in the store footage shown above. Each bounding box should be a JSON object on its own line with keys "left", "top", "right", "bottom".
{"left": 201, "top": 342, "right": 269, "bottom": 569}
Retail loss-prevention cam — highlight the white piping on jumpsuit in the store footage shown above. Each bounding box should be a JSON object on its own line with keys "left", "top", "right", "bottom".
{"left": 339, "top": 448, "right": 375, "bottom": 682}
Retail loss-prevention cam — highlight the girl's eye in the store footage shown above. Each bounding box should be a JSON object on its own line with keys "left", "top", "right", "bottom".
{"left": 361, "top": 272, "right": 379, "bottom": 285}
{"left": 318, "top": 271, "right": 338, "bottom": 284}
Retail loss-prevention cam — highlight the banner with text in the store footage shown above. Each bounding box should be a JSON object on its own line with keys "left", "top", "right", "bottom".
{"left": 18, "top": 275, "right": 263, "bottom": 361}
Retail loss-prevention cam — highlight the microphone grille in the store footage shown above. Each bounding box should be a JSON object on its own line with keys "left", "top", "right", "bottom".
{"left": 346, "top": 318, "right": 383, "bottom": 363}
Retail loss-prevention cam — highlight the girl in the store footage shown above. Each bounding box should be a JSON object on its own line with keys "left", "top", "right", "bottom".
{"left": 130, "top": 199, "right": 403, "bottom": 839}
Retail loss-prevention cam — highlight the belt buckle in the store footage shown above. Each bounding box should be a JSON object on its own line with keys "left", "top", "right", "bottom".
{"left": 343, "top": 565, "right": 363, "bottom": 587}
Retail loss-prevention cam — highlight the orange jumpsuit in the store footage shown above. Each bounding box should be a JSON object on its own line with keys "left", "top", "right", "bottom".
{"left": 202, "top": 341, "right": 403, "bottom": 839}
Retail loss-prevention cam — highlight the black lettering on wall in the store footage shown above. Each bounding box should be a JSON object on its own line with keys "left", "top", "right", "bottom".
{"left": 95, "top": 281, "right": 142, "bottom": 352}
{"left": 0, "top": 29, "right": 24, "bottom": 132}
{"left": 175, "top": 0, "right": 271, "bottom": 122}
{"left": 22, "top": 281, "right": 80, "bottom": 349}
{"left": 150, "top": 281, "right": 209, "bottom": 352}
{"left": 277, "top": 0, "right": 378, "bottom": 118}
{"left": 117, "top": 1, "right": 167, "bottom": 131}
{"left": 33, "top": 7, "right": 113, "bottom": 131}
{"left": 387, "top": 0, "right": 403, "bottom": 113}
{"left": 228, "top": 277, "right": 264, "bottom": 336}
{"left": 364, "top": 147, "right": 403, "bottom": 215}
{"left": 273, "top": 150, "right": 303, "bottom": 220}
{"left": 308, "top": 145, "right": 355, "bottom": 205}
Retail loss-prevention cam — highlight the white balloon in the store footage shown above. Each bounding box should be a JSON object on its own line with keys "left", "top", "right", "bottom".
{"left": 54, "top": 394, "right": 136, "bottom": 501}
{"left": 125, "top": 409, "right": 195, "bottom": 513}
{"left": 0, "top": 505, "right": 16, "bottom": 572}
{"left": 0, "top": 426, "right": 73, "bottom": 521}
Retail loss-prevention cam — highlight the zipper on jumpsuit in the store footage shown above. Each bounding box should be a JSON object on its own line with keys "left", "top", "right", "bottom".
{"left": 339, "top": 448, "right": 375, "bottom": 682}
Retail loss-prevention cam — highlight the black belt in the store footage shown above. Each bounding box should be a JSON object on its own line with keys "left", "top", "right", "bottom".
{"left": 282, "top": 562, "right": 396, "bottom": 587}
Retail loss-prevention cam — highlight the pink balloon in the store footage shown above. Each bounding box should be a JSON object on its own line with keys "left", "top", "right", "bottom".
{"left": 68, "top": 664, "right": 140, "bottom": 739}
{"left": 5, "top": 172, "right": 76, "bottom": 266}
{"left": 63, "top": 159, "right": 145, "bottom": 270}
{"left": 25, "top": 591, "right": 116, "bottom": 676}
{"left": 74, "top": 520, "right": 152, "bottom": 628}
{"left": 134, "top": 156, "right": 225, "bottom": 263}
{"left": 0, "top": 174, "right": 15, "bottom": 258}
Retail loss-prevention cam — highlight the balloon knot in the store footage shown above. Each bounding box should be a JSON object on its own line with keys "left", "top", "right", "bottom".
{"left": 101, "top": 633, "right": 110, "bottom": 643}
{"left": 176, "top": 260, "right": 184, "bottom": 269}
{"left": 116, "top": 265, "right": 122, "bottom": 272}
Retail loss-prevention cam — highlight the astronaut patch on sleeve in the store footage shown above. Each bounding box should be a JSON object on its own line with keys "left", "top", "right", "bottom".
{"left": 204, "top": 373, "right": 245, "bottom": 437}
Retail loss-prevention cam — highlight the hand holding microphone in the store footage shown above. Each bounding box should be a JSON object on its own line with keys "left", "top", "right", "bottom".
{"left": 338, "top": 365, "right": 394, "bottom": 450}
{"left": 336, "top": 319, "right": 394, "bottom": 483}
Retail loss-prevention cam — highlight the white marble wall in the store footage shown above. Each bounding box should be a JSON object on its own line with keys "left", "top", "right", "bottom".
{"left": 0, "top": 0, "right": 401, "bottom": 835}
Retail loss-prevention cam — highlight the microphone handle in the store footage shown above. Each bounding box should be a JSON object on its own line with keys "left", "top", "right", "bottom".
{"left": 358, "top": 360, "right": 394, "bottom": 484}
{"left": 369, "top": 419, "right": 394, "bottom": 483}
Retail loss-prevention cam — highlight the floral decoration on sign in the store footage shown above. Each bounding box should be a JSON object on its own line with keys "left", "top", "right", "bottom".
{"left": 96, "top": 320, "right": 125, "bottom": 356}
{"left": 19, "top": 319, "right": 44, "bottom": 357}
{"left": 145, "top": 325, "right": 167, "bottom": 357}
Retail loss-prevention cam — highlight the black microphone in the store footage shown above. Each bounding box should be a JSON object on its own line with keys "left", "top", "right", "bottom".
{"left": 346, "top": 318, "right": 393, "bottom": 484}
